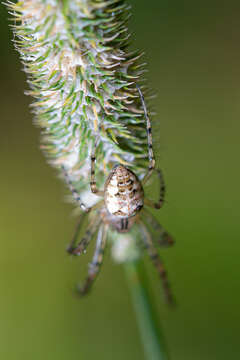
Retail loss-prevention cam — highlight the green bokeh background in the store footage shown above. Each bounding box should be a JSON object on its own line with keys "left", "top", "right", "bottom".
{"left": 1, "top": 1, "right": 240, "bottom": 359}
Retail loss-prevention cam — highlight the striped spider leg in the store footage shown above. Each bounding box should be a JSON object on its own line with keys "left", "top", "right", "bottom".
{"left": 76, "top": 224, "right": 108, "bottom": 295}
{"left": 136, "top": 85, "right": 175, "bottom": 304}
{"left": 137, "top": 218, "right": 174, "bottom": 305}
{"left": 63, "top": 85, "right": 174, "bottom": 302}
{"left": 141, "top": 208, "right": 174, "bottom": 248}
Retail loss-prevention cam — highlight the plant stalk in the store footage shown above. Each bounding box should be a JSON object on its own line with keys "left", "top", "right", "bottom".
{"left": 125, "top": 260, "right": 170, "bottom": 360}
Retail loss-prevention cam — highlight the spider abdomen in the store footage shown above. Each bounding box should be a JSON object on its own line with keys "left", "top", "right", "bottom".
{"left": 104, "top": 165, "right": 144, "bottom": 218}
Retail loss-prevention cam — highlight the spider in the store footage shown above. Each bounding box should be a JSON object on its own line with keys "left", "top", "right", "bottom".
{"left": 63, "top": 85, "right": 174, "bottom": 304}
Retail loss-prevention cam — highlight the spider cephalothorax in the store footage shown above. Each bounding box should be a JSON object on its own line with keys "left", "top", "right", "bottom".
{"left": 63, "top": 86, "right": 174, "bottom": 304}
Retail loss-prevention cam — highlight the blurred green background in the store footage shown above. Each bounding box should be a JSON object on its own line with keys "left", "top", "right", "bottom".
{"left": 1, "top": 1, "right": 240, "bottom": 359}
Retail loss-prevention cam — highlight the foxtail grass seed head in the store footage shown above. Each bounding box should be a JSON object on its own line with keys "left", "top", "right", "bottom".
{"left": 6, "top": 0, "right": 148, "bottom": 195}
{"left": 7, "top": 1, "right": 174, "bottom": 302}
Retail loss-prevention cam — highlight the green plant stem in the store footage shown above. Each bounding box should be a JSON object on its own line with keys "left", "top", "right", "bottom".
{"left": 125, "top": 260, "right": 170, "bottom": 360}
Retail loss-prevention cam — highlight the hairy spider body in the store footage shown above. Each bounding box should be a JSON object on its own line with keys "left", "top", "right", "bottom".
{"left": 63, "top": 85, "right": 174, "bottom": 304}
{"left": 104, "top": 165, "right": 144, "bottom": 218}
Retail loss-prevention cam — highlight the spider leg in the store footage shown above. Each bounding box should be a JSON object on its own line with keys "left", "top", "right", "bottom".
{"left": 137, "top": 85, "right": 166, "bottom": 208}
{"left": 90, "top": 140, "right": 104, "bottom": 196}
{"left": 77, "top": 224, "right": 108, "bottom": 296}
{"left": 67, "top": 213, "right": 102, "bottom": 256}
{"left": 141, "top": 209, "right": 174, "bottom": 247}
{"left": 144, "top": 168, "right": 165, "bottom": 209}
{"left": 136, "top": 84, "right": 155, "bottom": 185}
{"left": 138, "top": 219, "right": 175, "bottom": 305}
{"left": 61, "top": 166, "right": 91, "bottom": 212}
{"left": 66, "top": 212, "right": 87, "bottom": 254}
